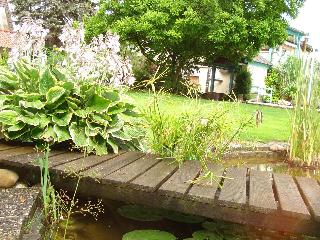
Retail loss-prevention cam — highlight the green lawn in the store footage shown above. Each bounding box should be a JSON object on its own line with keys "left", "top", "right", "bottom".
{"left": 128, "top": 91, "right": 291, "bottom": 143}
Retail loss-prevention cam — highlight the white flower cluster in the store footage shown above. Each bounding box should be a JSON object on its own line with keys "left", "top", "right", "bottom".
{"left": 59, "top": 24, "right": 135, "bottom": 86}
{"left": 9, "top": 17, "right": 49, "bottom": 66}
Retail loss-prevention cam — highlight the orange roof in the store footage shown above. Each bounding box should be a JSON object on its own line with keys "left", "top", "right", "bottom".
{"left": 0, "top": 29, "right": 13, "bottom": 48}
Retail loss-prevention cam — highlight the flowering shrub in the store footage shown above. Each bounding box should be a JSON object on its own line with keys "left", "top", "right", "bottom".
{"left": 8, "top": 18, "right": 135, "bottom": 87}
{"left": 59, "top": 24, "right": 135, "bottom": 86}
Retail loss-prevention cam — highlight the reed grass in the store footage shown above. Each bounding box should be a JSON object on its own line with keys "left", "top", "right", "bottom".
{"left": 289, "top": 57, "right": 320, "bottom": 166}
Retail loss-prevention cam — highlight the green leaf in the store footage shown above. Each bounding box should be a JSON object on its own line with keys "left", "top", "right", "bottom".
{"left": 38, "top": 114, "right": 51, "bottom": 128}
{"left": 52, "top": 112, "right": 73, "bottom": 126}
{"left": 122, "top": 109, "right": 140, "bottom": 117}
{"left": 18, "top": 113, "right": 40, "bottom": 126}
{"left": 89, "top": 135, "right": 108, "bottom": 155}
{"left": 107, "top": 138, "right": 118, "bottom": 154}
{"left": 19, "top": 100, "right": 45, "bottom": 109}
{"left": 108, "top": 105, "right": 127, "bottom": 115}
{"left": 54, "top": 125, "right": 71, "bottom": 142}
{"left": 39, "top": 68, "right": 56, "bottom": 94}
{"left": 41, "top": 125, "right": 57, "bottom": 142}
{"left": 51, "top": 68, "right": 66, "bottom": 81}
{"left": 122, "top": 230, "right": 176, "bottom": 240}
{"left": 86, "top": 94, "right": 111, "bottom": 112}
{"left": 111, "top": 130, "right": 131, "bottom": 141}
{"left": 30, "top": 127, "right": 44, "bottom": 139}
{"left": 123, "top": 126, "right": 144, "bottom": 139}
{"left": 103, "top": 91, "right": 120, "bottom": 102}
{"left": 0, "top": 110, "right": 19, "bottom": 125}
{"left": 90, "top": 113, "right": 111, "bottom": 125}
{"left": 69, "top": 122, "right": 89, "bottom": 147}
{"left": 106, "top": 119, "right": 124, "bottom": 133}
{"left": 4, "top": 127, "right": 29, "bottom": 140}
{"left": 74, "top": 109, "right": 89, "bottom": 118}
{"left": 7, "top": 122, "right": 26, "bottom": 132}
{"left": 46, "top": 86, "right": 66, "bottom": 105}
{"left": 85, "top": 123, "right": 102, "bottom": 137}
{"left": 61, "top": 81, "right": 75, "bottom": 92}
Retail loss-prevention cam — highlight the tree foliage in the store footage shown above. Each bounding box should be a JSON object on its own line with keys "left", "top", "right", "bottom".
{"left": 11, "top": 0, "right": 96, "bottom": 46}
{"left": 85, "top": 0, "right": 304, "bottom": 91}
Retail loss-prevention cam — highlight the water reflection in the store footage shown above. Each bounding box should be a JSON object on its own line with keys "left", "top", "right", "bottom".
{"left": 224, "top": 158, "right": 320, "bottom": 180}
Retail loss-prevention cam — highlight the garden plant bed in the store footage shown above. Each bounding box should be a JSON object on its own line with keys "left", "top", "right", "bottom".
{"left": 1, "top": 143, "right": 320, "bottom": 237}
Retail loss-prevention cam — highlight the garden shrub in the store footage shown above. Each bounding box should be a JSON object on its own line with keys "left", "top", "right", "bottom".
{"left": 233, "top": 67, "right": 252, "bottom": 99}
{"left": 0, "top": 62, "right": 142, "bottom": 154}
{"left": 265, "top": 56, "right": 301, "bottom": 101}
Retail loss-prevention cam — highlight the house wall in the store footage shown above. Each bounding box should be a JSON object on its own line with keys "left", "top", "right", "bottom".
{"left": 190, "top": 66, "right": 231, "bottom": 94}
{"left": 214, "top": 68, "right": 231, "bottom": 94}
{"left": 248, "top": 62, "right": 269, "bottom": 93}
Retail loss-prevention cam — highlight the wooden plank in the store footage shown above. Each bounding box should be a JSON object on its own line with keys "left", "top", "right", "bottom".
{"left": 249, "top": 170, "right": 277, "bottom": 213}
{"left": 52, "top": 153, "right": 121, "bottom": 173}
{"left": 187, "top": 164, "right": 225, "bottom": 203}
{"left": 0, "top": 143, "right": 20, "bottom": 151}
{"left": 83, "top": 151, "right": 144, "bottom": 179}
{"left": 130, "top": 159, "right": 178, "bottom": 192}
{"left": 296, "top": 176, "right": 320, "bottom": 222}
{"left": 218, "top": 167, "right": 247, "bottom": 208}
{"left": 104, "top": 154, "right": 161, "bottom": 185}
{"left": 158, "top": 160, "right": 200, "bottom": 197}
{"left": 273, "top": 173, "right": 310, "bottom": 219}
{"left": 0, "top": 146, "right": 36, "bottom": 159}
{"left": 47, "top": 151, "right": 83, "bottom": 168}
{"left": 2, "top": 150, "right": 64, "bottom": 165}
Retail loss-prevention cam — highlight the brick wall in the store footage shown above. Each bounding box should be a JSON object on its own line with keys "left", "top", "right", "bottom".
{"left": 0, "top": 30, "right": 12, "bottom": 48}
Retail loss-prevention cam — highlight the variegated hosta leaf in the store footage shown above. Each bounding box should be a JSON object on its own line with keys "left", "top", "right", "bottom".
{"left": 46, "top": 86, "right": 66, "bottom": 105}
{"left": 69, "top": 122, "right": 89, "bottom": 147}
{"left": 0, "top": 110, "right": 19, "bottom": 125}
{"left": 86, "top": 94, "right": 111, "bottom": 112}
{"left": 89, "top": 135, "right": 108, "bottom": 155}
{"left": 52, "top": 112, "right": 73, "bottom": 126}
{"left": 19, "top": 100, "right": 45, "bottom": 109}
{"left": 54, "top": 125, "right": 71, "bottom": 142}
{"left": 39, "top": 68, "right": 56, "bottom": 95}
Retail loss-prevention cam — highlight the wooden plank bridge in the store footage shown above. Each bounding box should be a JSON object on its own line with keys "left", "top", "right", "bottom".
{"left": 1, "top": 142, "right": 320, "bottom": 236}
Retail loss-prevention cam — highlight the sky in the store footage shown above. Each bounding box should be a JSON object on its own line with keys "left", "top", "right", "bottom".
{"left": 290, "top": 0, "right": 320, "bottom": 50}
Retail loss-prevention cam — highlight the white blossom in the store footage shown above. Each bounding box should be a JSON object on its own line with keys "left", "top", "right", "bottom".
{"left": 8, "top": 17, "right": 48, "bottom": 66}
{"left": 59, "top": 23, "right": 135, "bottom": 87}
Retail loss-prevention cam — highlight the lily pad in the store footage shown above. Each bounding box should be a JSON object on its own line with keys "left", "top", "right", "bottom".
{"left": 163, "top": 210, "right": 205, "bottom": 224}
{"left": 122, "top": 230, "right": 176, "bottom": 240}
{"left": 117, "top": 205, "right": 163, "bottom": 222}
{"left": 192, "top": 230, "right": 223, "bottom": 240}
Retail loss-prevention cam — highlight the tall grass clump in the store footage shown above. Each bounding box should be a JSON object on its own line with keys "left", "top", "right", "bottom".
{"left": 143, "top": 91, "right": 252, "bottom": 168}
{"left": 290, "top": 57, "right": 320, "bottom": 166}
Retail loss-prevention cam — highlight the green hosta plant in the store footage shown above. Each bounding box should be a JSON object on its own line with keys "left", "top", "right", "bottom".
{"left": 0, "top": 62, "right": 142, "bottom": 155}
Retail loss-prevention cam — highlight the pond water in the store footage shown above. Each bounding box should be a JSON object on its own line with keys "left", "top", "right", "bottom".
{"left": 225, "top": 157, "right": 320, "bottom": 180}
{"left": 52, "top": 159, "right": 320, "bottom": 240}
{"left": 53, "top": 198, "right": 319, "bottom": 240}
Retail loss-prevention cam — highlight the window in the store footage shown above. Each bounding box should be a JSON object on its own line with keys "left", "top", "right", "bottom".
{"left": 0, "top": 7, "right": 9, "bottom": 30}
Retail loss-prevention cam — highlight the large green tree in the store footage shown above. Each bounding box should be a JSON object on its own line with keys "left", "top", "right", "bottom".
{"left": 85, "top": 0, "right": 304, "bottom": 91}
{"left": 11, "top": 0, "right": 96, "bottom": 46}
